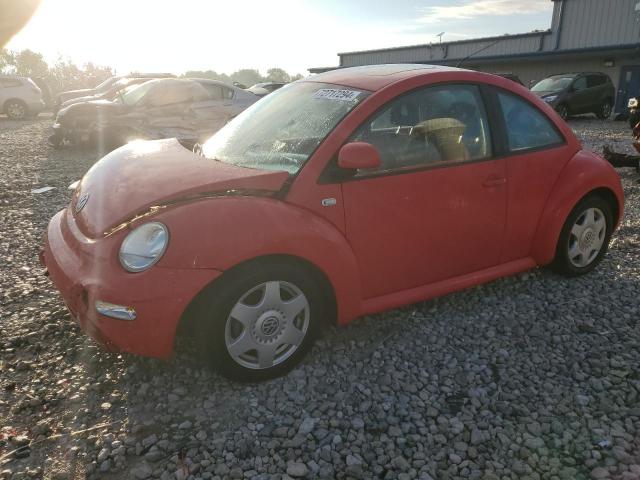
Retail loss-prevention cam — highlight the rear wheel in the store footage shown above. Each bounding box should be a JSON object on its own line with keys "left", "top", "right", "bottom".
{"left": 5, "top": 100, "right": 27, "bottom": 120}
{"left": 552, "top": 196, "right": 613, "bottom": 276}
{"left": 556, "top": 103, "right": 569, "bottom": 121}
{"left": 596, "top": 100, "right": 612, "bottom": 120}
{"left": 197, "top": 262, "right": 324, "bottom": 381}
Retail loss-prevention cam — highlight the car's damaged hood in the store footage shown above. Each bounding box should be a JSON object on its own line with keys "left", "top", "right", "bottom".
{"left": 58, "top": 99, "right": 122, "bottom": 120}
{"left": 61, "top": 94, "right": 107, "bottom": 109}
{"left": 71, "top": 138, "right": 290, "bottom": 238}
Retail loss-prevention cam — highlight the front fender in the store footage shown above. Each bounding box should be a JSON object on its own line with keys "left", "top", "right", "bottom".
{"left": 155, "top": 196, "right": 363, "bottom": 325}
{"left": 531, "top": 149, "right": 624, "bottom": 266}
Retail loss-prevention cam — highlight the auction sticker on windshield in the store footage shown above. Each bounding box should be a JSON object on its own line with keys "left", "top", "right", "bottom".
{"left": 313, "top": 89, "right": 361, "bottom": 101}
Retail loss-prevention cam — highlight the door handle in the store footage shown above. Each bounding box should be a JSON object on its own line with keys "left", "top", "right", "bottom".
{"left": 483, "top": 177, "right": 506, "bottom": 188}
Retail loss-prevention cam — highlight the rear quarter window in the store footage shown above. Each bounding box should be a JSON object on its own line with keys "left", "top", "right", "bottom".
{"left": 587, "top": 75, "right": 607, "bottom": 88}
{"left": 497, "top": 91, "right": 564, "bottom": 152}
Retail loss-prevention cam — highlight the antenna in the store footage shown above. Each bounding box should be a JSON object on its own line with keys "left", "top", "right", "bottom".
{"left": 437, "top": 32, "right": 445, "bottom": 44}
{"left": 456, "top": 37, "right": 503, "bottom": 68}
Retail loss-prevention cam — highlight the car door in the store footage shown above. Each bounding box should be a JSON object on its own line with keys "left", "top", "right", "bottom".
{"left": 339, "top": 84, "right": 507, "bottom": 299}
{"left": 0, "top": 78, "right": 20, "bottom": 106}
{"left": 192, "top": 83, "right": 237, "bottom": 132}
{"left": 568, "top": 76, "right": 589, "bottom": 114}
{"left": 493, "top": 89, "right": 572, "bottom": 262}
{"left": 586, "top": 74, "right": 606, "bottom": 112}
{"left": 132, "top": 82, "right": 203, "bottom": 138}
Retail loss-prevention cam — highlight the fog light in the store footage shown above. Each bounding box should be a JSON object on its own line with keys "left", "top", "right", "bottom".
{"left": 96, "top": 300, "right": 137, "bottom": 321}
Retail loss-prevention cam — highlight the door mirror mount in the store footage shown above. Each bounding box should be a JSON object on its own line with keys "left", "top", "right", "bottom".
{"left": 338, "top": 142, "right": 382, "bottom": 170}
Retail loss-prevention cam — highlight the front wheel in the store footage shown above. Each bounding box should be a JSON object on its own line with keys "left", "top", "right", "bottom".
{"left": 596, "top": 100, "right": 612, "bottom": 120}
{"left": 48, "top": 133, "right": 63, "bottom": 148}
{"left": 198, "top": 263, "right": 324, "bottom": 381}
{"left": 556, "top": 103, "right": 569, "bottom": 121}
{"left": 552, "top": 196, "right": 613, "bottom": 276}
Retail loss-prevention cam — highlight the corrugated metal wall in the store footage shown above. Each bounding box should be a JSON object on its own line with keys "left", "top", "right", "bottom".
{"left": 338, "top": 0, "right": 640, "bottom": 68}
{"left": 340, "top": 34, "right": 546, "bottom": 67}
{"left": 559, "top": 0, "right": 640, "bottom": 49}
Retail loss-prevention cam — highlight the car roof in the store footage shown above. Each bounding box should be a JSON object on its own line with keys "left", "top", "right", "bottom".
{"left": 188, "top": 78, "right": 246, "bottom": 92}
{"left": 305, "top": 64, "right": 463, "bottom": 91}
{"left": 188, "top": 78, "right": 230, "bottom": 86}
{"left": 546, "top": 72, "right": 607, "bottom": 78}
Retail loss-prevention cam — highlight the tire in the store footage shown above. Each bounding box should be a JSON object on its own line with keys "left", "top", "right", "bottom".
{"left": 5, "top": 100, "right": 27, "bottom": 120}
{"left": 556, "top": 103, "right": 569, "bottom": 121}
{"left": 196, "top": 262, "right": 324, "bottom": 381}
{"left": 47, "top": 133, "right": 63, "bottom": 149}
{"left": 596, "top": 100, "right": 612, "bottom": 120}
{"left": 552, "top": 196, "right": 613, "bottom": 276}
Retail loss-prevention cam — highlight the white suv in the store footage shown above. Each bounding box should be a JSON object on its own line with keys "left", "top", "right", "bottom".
{"left": 0, "top": 75, "right": 45, "bottom": 119}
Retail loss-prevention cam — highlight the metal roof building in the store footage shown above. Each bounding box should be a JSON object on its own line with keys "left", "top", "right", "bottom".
{"left": 311, "top": 0, "right": 640, "bottom": 115}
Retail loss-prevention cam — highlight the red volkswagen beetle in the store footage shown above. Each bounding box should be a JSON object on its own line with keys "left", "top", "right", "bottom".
{"left": 42, "top": 65, "right": 623, "bottom": 380}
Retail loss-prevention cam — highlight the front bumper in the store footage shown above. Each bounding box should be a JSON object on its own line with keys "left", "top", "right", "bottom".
{"left": 50, "top": 121, "right": 95, "bottom": 146}
{"left": 42, "top": 209, "right": 222, "bottom": 358}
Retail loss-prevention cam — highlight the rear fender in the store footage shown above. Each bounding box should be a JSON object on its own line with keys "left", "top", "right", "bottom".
{"left": 155, "top": 196, "right": 363, "bottom": 325}
{"left": 531, "top": 149, "right": 624, "bottom": 265}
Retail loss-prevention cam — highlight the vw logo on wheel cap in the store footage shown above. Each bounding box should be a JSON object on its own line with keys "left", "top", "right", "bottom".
{"left": 75, "top": 192, "right": 90, "bottom": 213}
{"left": 261, "top": 317, "right": 280, "bottom": 336}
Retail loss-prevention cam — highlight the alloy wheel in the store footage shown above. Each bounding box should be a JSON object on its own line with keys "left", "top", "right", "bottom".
{"left": 567, "top": 207, "right": 607, "bottom": 268}
{"left": 557, "top": 104, "right": 568, "bottom": 120}
{"left": 224, "top": 280, "right": 310, "bottom": 370}
{"left": 6, "top": 102, "right": 26, "bottom": 120}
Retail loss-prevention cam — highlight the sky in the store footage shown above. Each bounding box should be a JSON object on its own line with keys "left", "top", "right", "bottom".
{"left": 7, "top": 0, "right": 555, "bottom": 76}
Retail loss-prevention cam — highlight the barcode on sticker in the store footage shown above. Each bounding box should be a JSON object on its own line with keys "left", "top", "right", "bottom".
{"left": 313, "top": 89, "right": 361, "bottom": 101}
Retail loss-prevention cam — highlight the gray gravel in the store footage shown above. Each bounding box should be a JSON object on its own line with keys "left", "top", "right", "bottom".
{"left": 1, "top": 115, "right": 639, "bottom": 480}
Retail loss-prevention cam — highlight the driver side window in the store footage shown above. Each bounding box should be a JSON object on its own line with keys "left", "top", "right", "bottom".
{"left": 352, "top": 84, "right": 492, "bottom": 174}
{"left": 573, "top": 77, "right": 587, "bottom": 91}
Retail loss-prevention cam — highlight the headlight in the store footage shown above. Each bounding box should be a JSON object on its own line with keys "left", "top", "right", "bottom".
{"left": 119, "top": 222, "right": 169, "bottom": 272}
{"left": 629, "top": 98, "right": 638, "bottom": 108}
{"left": 543, "top": 95, "right": 558, "bottom": 103}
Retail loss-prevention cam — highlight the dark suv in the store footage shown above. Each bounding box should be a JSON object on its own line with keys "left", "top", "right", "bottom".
{"left": 531, "top": 72, "right": 615, "bottom": 120}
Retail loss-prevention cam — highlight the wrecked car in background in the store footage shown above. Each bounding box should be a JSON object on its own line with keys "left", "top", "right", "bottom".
{"left": 48, "top": 78, "right": 258, "bottom": 150}
{"left": 57, "top": 77, "right": 156, "bottom": 110}
{"left": 246, "top": 82, "right": 286, "bottom": 97}
{"left": 53, "top": 73, "right": 175, "bottom": 113}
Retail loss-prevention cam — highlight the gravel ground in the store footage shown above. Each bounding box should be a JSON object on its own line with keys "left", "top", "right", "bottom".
{"left": 0, "top": 114, "right": 639, "bottom": 480}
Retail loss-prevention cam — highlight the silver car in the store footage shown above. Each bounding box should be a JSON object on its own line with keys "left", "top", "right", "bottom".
{"left": 0, "top": 75, "right": 45, "bottom": 119}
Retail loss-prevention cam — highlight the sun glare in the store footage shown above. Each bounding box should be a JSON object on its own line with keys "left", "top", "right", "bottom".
{"left": 7, "top": 0, "right": 328, "bottom": 75}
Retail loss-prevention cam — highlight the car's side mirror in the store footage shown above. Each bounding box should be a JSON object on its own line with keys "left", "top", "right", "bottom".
{"left": 338, "top": 142, "right": 381, "bottom": 170}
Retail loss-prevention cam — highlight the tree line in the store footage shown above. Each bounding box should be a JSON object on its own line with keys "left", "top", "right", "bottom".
{"left": 0, "top": 47, "right": 304, "bottom": 95}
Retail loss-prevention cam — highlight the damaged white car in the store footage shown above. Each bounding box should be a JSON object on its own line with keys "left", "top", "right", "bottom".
{"left": 48, "top": 78, "right": 258, "bottom": 150}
